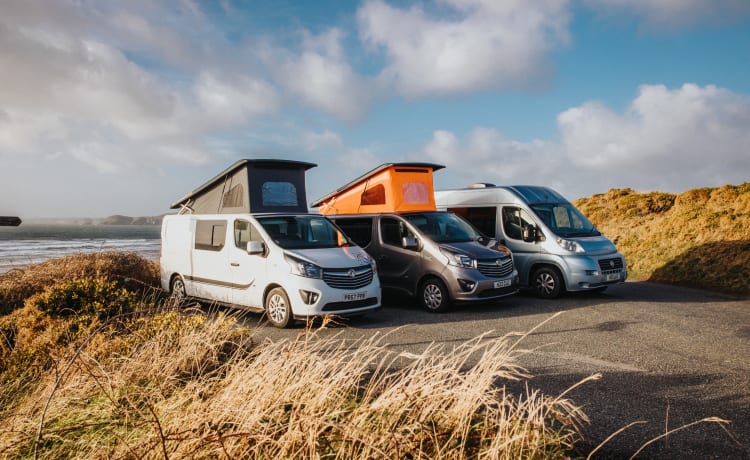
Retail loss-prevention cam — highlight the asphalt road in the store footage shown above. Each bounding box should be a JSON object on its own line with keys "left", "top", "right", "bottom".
{"left": 243, "top": 282, "right": 750, "bottom": 459}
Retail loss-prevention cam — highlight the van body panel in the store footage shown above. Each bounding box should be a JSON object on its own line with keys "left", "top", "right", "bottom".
{"left": 331, "top": 212, "right": 519, "bottom": 304}
{"left": 161, "top": 213, "right": 381, "bottom": 321}
{"left": 435, "top": 185, "right": 627, "bottom": 297}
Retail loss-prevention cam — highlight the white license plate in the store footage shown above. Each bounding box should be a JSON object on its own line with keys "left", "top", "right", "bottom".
{"left": 606, "top": 273, "right": 621, "bottom": 281}
{"left": 343, "top": 292, "right": 366, "bottom": 301}
{"left": 494, "top": 279, "right": 512, "bottom": 289}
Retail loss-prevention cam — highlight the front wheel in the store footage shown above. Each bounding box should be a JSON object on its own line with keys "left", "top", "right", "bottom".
{"left": 419, "top": 277, "right": 450, "bottom": 312}
{"left": 533, "top": 267, "right": 563, "bottom": 299}
{"left": 265, "top": 287, "right": 293, "bottom": 328}
{"left": 170, "top": 276, "right": 187, "bottom": 303}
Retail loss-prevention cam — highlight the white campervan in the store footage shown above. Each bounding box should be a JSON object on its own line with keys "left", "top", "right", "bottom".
{"left": 435, "top": 184, "right": 626, "bottom": 299}
{"left": 160, "top": 159, "right": 381, "bottom": 327}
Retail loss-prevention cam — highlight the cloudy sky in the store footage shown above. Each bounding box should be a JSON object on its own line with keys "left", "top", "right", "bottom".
{"left": 1, "top": 0, "right": 749, "bottom": 218}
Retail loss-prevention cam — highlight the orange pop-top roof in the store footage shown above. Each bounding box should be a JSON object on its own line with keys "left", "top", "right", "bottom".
{"left": 311, "top": 163, "right": 445, "bottom": 215}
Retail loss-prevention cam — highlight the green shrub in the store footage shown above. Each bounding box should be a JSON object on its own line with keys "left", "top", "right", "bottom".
{"left": 25, "top": 277, "right": 140, "bottom": 319}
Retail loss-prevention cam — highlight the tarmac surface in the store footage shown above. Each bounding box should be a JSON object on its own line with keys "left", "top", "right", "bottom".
{"left": 243, "top": 281, "right": 750, "bottom": 459}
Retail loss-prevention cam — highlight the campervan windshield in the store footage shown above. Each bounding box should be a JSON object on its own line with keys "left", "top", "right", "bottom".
{"left": 403, "top": 212, "right": 481, "bottom": 244}
{"left": 256, "top": 215, "right": 354, "bottom": 249}
{"left": 529, "top": 203, "right": 601, "bottom": 238}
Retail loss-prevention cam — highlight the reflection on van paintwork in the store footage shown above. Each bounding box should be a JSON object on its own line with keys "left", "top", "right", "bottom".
{"left": 435, "top": 184, "right": 627, "bottom": 299}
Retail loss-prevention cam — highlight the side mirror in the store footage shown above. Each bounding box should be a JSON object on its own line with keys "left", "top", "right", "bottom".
{"left": 402, "top": 236, "right": 419, "bottom": 250}
{"left": 522, "top": 224, "right": 536, "bottom": 243}
{"left": 246, "top": 240, "right": 265, "bottom": 255}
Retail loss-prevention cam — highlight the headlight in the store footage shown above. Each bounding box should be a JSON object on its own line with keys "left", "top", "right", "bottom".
{"left": 441, "top": 249, "right": 476, "bottom": 268}
{"left": 557, "top": 238, "right": 584, "bottom": 253}
{"left": 286, "top": 255, "right": 322, "bottom": 278}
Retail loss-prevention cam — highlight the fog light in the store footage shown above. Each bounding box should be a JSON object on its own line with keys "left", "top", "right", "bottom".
{"left": 457, "top": 279, "right": 476, "bottom": 292}
{"left": 299, "top": 290, "right": 319, "bottom": 305}
{"left": 585, "top": 270, "right": 599, "bottom": 276}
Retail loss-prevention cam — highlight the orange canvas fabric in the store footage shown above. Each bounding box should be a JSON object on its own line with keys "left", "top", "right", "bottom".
{"left": 316, "top": 164, "right": 442, "bottom": 215}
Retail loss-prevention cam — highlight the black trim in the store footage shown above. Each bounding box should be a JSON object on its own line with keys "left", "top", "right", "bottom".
{"left": 186, "top": 275, "right": 254, "bottom": 290}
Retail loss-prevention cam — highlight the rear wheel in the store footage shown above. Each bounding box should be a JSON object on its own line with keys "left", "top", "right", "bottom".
{"left": 419, "top": 277, "right": 450, "bottom": 312}
{"left": 266, "top": 287, "right": 293, "bottom": 328}
{"left": 533, "top": 267, "right": 563, "bottom": 299}
{"left": 170, "top": 276, "right": 187, "bottom": 302}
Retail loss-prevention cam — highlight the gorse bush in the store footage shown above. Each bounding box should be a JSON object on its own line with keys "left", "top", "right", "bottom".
{"left": 25, "top": 277, "right": 141, "bottom": 318}
{"left": 0, "top": 251, "right": 159, "bottom": 315}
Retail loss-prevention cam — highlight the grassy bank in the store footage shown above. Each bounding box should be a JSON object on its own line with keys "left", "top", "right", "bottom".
{"left": 574, "top": 183, "right": 750, "bottom": 295}
{"left": 1, "top": 252, "right": 592, "bottom": 459}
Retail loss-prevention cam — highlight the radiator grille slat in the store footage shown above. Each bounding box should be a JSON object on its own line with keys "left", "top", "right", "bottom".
{"left": 322, "top": 266, "right": 374, "bottom": 290}
{"left": 476, "top": 258, "right": 514, "bottom": 278}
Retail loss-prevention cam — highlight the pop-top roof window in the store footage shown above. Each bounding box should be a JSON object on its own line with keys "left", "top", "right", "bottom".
{"left": 262, "top": 181, "right": 298, "bottom": 207}
{"left": 402, "top": 182, "right": 429, "bottom": 204}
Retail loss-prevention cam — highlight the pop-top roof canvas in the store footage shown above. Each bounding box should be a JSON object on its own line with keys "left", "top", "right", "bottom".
{"left": 312, "top": 163, "right": 445, "bottom": 215}
{"left": 171, "top": 159, "right": 316, "bottom": 214}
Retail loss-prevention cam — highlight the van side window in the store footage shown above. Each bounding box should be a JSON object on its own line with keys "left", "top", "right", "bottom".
{"left": 195, "top": 220, "right": 226, "bottom": 251}
{"left": 380, "top": 217, "right": 414, "bottom": 247}
{"left": 502, "top": 207, "right": 536, "bottom": 241}
{"left": 448, "top": 207, "right": 496, "bottom": 237}
{"left": 335, "top": 218, "right": 373, "bottom": 247}
{"left": 234, "top": 219, "right": 262, "bottom": 249}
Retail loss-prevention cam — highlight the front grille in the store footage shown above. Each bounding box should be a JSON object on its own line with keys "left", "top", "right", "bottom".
{"left": 322, "top": 297, "right": 379, "bottom": 311}
{"left": 322, "top": 266, "right": 374, "bottom": 290}
{"left": 598, "top": 257, "right": 624, "bottom": 274}
{"left": 477, "top": 258, "right": 514, "bottom": 278}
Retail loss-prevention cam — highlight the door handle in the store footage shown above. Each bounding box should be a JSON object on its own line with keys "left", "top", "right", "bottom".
{"left": 230, "top": 262, "right": 240, "bottom": 267}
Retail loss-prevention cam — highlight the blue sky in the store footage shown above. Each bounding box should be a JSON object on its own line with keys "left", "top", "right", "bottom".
{"left": 1, "top": 0, "right": 749, "bottom": 218}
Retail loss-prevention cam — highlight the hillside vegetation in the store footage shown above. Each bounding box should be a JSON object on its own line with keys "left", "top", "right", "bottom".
{"left": 574, "top": 183, "right": 750, "bottom": 295}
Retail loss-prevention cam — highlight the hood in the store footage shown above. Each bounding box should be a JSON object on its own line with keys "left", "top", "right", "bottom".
{"left": 285, "top": 247, "right": 372, "bottom": 268}
{"left": 439, "top": 241, "right": 509, "bottom": 259}
{"left": 569, "top": 235, "right": 618, "bottom": 255}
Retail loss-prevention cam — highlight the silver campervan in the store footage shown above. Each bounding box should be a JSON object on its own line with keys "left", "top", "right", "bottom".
{"left": 435, "top": 184, "right": 626, "bottom": 298}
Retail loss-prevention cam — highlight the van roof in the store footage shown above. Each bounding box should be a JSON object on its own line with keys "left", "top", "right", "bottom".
{"left": 171, "top": 159, "right": 317, "bottom": 214}
{"left": 312, "top": 162, "right": 445, "bottom": 215}
{"left": 436, "top": 184, "right": 569, "bottom": 205}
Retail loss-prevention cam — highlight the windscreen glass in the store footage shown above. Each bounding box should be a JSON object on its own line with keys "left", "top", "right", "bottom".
{"left": 530, "top": 203, "right": 600, "bottom": 237}
{"left": 257, "top": 215, "right": 353, "bottom": 249}
{"left": 403, "top": 212, "right": 480, "bottom": 243}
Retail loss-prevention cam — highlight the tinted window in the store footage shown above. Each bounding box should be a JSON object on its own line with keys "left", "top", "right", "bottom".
{"left": 195, "top": 220, "right": 226, "bottom": 251}
{"left": 380, "top": 217, "right": 415, "bottom": 247}
{"left": 335, "top": 218, "right": 373, "bottom": 247}
{"left": 502, "top": 207, "right": 536, "bottom": 241}
{"left": 257, "top": 215, "right": 353, "bottom": 249}
{"left": 234, "top": 219, "right": 263, "bottom": 249}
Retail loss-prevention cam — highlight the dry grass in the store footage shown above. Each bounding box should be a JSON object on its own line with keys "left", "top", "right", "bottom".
{"left": 575, "top": 183, "right": 750, "bottom": 294}
{"left": 0, "top": 305, "right": 592, "bottom": 459}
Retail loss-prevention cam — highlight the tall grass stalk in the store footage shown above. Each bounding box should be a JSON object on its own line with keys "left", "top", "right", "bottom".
{"left": 1, "top": 307, "right": 590, "bottom": 459}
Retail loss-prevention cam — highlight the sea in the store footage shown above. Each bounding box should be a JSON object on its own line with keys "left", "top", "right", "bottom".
{"left": 0, "top": 224, "right": 161, "bottom": 274}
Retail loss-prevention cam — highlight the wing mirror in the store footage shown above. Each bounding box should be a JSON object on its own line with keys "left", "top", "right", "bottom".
{"left": 522, "top": 224, "right": 536, "bottom": 243}
{"left": 402, "top": 236, "right": 419, "bottom": 250}
{"left": 246, "top": 240, "right": 265, "bottom": 255}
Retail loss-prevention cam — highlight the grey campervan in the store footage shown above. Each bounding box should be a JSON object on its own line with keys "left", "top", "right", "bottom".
{"left": 435, "top": 184, "right": 627, "bottom": 298}
{"left": 312, "top": 163, "right": 519, "bottom": 312}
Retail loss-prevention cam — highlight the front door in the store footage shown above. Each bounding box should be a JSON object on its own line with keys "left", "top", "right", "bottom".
{"left": 375, "top": 216, "right": 422, "bottom": 295}
{"left": 499, "top": 206, "right": 540, "bottom": 286}
{"left": 228, "top": 218, "right": 266, "bottom": 309}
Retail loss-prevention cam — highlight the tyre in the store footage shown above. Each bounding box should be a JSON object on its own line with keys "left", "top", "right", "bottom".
{"left": 419, "top": 277, "right": 450, "bottom": 312}
{"left": 533, "top": 267, "right": 563, "bottom": 299}
{"left": 170, "top": 276, "right": 187, "bottom": 302}
{"left": 266, "top": 287, "right": 293, "bottom": 328}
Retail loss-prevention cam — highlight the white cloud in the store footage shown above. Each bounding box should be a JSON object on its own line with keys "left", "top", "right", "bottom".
{"left": 303, "top": 130, "right": 343, "bottom": 151}
{"left": 558, "top": 83, "right": 750, "bottom": 192}
{"left": 421, "top": 84, "right": 750, "bottom": 199}
{"left": 194, "top": 71, "right": 280, "bottom": 125}
{"left": 421, "top": 128, "right": 566, "bottom": 191}
{"left": 357, "top": 0, "right": 570, "bottom": 98}
{"left": 584, "top": 0, "right": 750, "bottom": 29}
{"left": 263, "top": 28, "right": 378, "bottom": 121}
